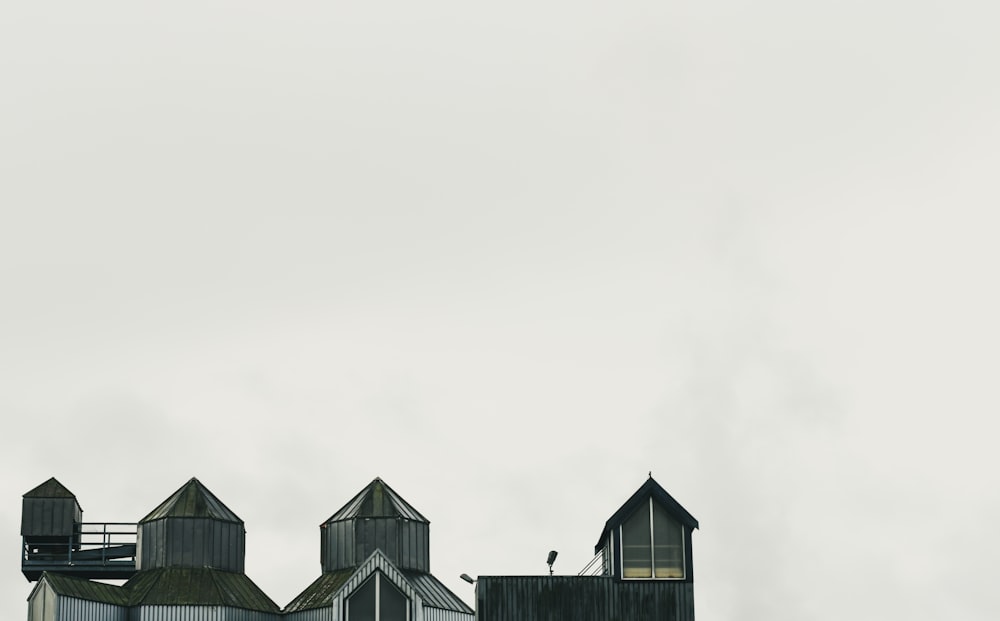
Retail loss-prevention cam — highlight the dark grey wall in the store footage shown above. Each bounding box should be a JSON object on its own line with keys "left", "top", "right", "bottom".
{"left": 476, "top": 576, "right": 695, "bottom": 621}
{"left": 321, "top": 517, "right": 429, "bottom": 573}
{"left": 137, "top": 517, "right": 245, "bottom": 572}
{"left": 21, "top": 496, "right": 81, "bottom": 538}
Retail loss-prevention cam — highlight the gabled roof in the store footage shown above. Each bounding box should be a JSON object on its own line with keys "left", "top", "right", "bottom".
{"left": 140, "top": 478, "right": 242, "bottom": 523}
{"left": 124, "top": 567, "right": 280, "bottom": 612}
{"left": 594, "top": 477, "right": 699, "bottom": 552}
{"left": 32, "top": 572, "right": 130, "bottom": 606}
{"left": 283, "top": 569, "right": 355, "bottom": 612}
{"left": 283, "top": 549, "right": 473, "bottom": 615}
{"left": 402, "top": 570, "right": 474, "bottom": 614}
{"left": 24, "top": 478, "right": 78, "bottom": 501}
{"left": 324, "top": 478, "right": 428, "bottom": 523}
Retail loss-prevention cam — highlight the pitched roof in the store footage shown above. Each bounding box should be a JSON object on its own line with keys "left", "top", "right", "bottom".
{"left": 32, "top": 568, "right": 279, "bottom": 612}
{"left": 34, "top": 572, "right": 130, "bottom": 606}
{"left": 284, "top": 550, "right": 472, "bottom": 615}
{"left": 124, "top": 567, "right": 280, "bottom": 612}
{"left": 324, "top": 478, "right": 428, "bottom": 523}
{"left": 23, "top": 478, "right": 78, "bottom": 501}
{"left": 402, "top": 570, "right": 474, "bottom": 614}
{"left": 594, "top": 477, "right": 699, "bottom": 552}
{"left": 140, "top": 478, "right": 241, "bottom": 523}
{"left": 283, "top": 569, "right": 355, "bottom": 612}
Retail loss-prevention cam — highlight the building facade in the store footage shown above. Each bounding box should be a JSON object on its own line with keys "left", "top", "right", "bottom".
{"left": 21, "top": 476, "right": 696, "bottom": 621}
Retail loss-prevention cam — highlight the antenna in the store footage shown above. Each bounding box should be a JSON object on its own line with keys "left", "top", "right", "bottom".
{"left": 547, "top": 550, "right": 558, "bottom": 576}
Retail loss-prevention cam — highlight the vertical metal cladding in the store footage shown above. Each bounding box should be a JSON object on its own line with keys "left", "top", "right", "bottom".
{"left": 22, "top": 496, "right": 82, "bottom": 538}
{"left": 320, "top": 478, "right": 432, "bottom": 574}
{"left": 476, "top": 576, "right": 695, "bottom": 621}
{"left": 22, "top": 479, "right": 83, "bottom": 539}
{"left": 132, "top": 606, "right": 280, "bottom": 621}
{"left": 423, "top": 607, "right": 475, "bottom": 621}
{"left": 28, "top": 580, "right": 55, "bottom": 621}
{"left": 322, "top": 517, "right": 429, "bottom": 573}
{"left": 283, "top": 608, "right": 333, "bottom": 621}
{"left": 56, "top": 597, "right": 127, "bottom": 621}
{"left": 138, "top": 518, "right": 245, "bottom": 572}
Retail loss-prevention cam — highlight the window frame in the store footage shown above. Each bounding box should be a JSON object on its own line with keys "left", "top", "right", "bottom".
{"left": 618, "top": 498, "right": 686, "bottom": 580}
{"left": 344, "top": 571, "right": 411, "bottom": 621}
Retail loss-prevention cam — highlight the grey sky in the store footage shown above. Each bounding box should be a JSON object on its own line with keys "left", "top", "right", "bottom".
{"left": 2, "top": 1, "right": 998, "bottom": 620}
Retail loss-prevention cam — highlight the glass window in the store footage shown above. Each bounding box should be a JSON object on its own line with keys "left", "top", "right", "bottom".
{"left": 620, "top": 499, "right": 685, "bottom": 579}
{"left": 347, "top": 572, "right": 409, "bottom": 621}
{"left": 348, "top": 576, "right": 377, "bottom": 621}
{"left": 652, "top": 503, "right": 684, "bottom": 578}
{"left": 379, "top": 577, "right": 408, "bottom": 620}
{"left": 621, "top": 502, "right": 652, "bottom": 578}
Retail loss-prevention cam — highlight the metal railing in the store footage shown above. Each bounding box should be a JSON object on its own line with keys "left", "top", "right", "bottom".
{"left": 23, "top": 522, "right": 138, "bottom": 567}
{"left": 578, "top": 550, "right": 607, "bottom": 576}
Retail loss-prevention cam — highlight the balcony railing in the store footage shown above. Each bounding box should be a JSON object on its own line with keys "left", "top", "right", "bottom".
{"left": 22, "top": 522, "right": 138, "bottom": 580}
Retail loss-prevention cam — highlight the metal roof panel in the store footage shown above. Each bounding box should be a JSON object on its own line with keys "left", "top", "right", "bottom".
{"left": 139, "top": 478, "right": 242, "bottom": 523}
{"left": 594, "top": 477, "right": 699, "bottom": 552}
{"left": 124, "top": 567, "right": 279, "bottom": 612}
{"left": 324, "top": 478, "right": 429, "bottom": 524}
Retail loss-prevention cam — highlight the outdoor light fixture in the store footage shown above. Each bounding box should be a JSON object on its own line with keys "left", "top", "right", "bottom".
{"left": 547, "top": 550, "right": 558, "bottom": 576}
{"left": 460, "top": 573, "right": 475, "bottom": 584}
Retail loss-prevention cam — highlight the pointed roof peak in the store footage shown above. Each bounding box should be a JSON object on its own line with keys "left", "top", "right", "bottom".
{"left": 24, "top": 477, "right": 77, "bottom": 499}
{"left": 140, "top": 478, "right": 242, "bottom": 523}
{"left": 594, "top": 476, "right": 698, "bottom": 552}
{"left": 325, "top": 478, "right": 428, "bottom": 523}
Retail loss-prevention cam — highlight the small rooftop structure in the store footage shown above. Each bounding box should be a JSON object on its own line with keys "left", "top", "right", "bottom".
{"left": 137, "top": 477, "right": 245, "bottom": 573}
{"left": 320, "top": 477, "right": 432, "bottom": 574}
{"left": 289, "top": 476, "right": 473, "bottom": 619}
{"left": 475, "top": 476, "right": 699, "bottom": 621}
{"left": 21, "top": 478, "right": 136, "bottom": 581}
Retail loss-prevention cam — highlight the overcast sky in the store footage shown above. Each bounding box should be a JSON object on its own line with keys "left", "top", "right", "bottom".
{"left": 2, "top": 1, "right": 999, "bottom": 620}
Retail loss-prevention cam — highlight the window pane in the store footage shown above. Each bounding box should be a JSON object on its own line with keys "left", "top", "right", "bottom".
{"left": 652, "top": 502, "right": 684, "bottom": 578}
{"left": 379, "top": 575, "right": 409, "bottom": 620}
{"left": 348, "top": 575, "right": 377, "bottom": 621}
{"left": 621, "top": 504, "right": 652, "bottom": 578}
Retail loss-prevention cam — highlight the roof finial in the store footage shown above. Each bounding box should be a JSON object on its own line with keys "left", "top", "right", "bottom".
{"left": 648, "top": 471, "right": 652, "bottom": 478}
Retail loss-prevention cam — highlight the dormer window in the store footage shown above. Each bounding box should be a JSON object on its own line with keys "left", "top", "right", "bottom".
{"left": 621, "top": 498, "right": 684, "bottom": 579}
{"left": 346, "top": 572, "right": 409, "bottom": 621}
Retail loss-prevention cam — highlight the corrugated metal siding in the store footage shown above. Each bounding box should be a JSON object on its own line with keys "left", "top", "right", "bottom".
{"left": 138, "top": 518, "right": 244, "bottom": 572}
{"left": 283, "top": 608, "right": 331, "bottom": 621}
{"left": 403, "top": 572, "right": 473, "bottom": 613}
{"left": 423, "top": 607, "right": 474, "bottom": 621}
{"left": 29, "top": 580, "right": 54, "bottom": 621}
{"left": 476, "top": 576, "right": 695, "bottom": 621}
{"left": 338, "top": 553, "right": 420, "bottom": 606}
{"left": 132, "top": 606, "right": 279, "bottom": 621}
{"left": 57, "top": 596, "right": 127, "bottom": 621}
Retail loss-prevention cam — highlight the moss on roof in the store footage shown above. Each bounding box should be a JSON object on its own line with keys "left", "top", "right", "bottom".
{"left": 39, "top": 572, "right": 131, "bottom": 606}
{"left": 282, "top": 569, "right": 355, "bottom": 612}
{"left": 140, "top": 478, "right": 242, "bottom": 523}
{"left": 124, "top": 568, "right": 280, "bottom": 612}
{"left": 324, "top": 478, "right": 429, "bottom": 523}
{"left": 36, "top": 568, "right": 279, "bottom": 612}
